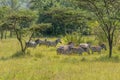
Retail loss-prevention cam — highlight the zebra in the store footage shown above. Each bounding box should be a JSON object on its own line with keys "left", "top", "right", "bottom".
{"left": 56, "top": 42, "right": 74, "bottom": 55}
{"left": 39, "top": 38, "right": 47, "bottom": 46}
{"left": 26, "top": 39, "right": 40, "bottom": 48}
{"left": 71, "top": 46, "right": 85, "bottom": 55}
{"left": 46, "top": 38, "right": 62, "bottom": 47}
{"left": 57, "top": 45, "right": 73, "bottom": 54}
{"left": 79, "top": 42, "right": 91, "bottom": 54}
{"left": 90, "top": 43, "right": 107, "bottom": 54}
{"left": 57, "top": 42, "right": 86, "bottom": 55}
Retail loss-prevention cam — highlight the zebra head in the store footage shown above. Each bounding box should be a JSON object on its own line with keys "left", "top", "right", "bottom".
{"left": 99, "top": 43, "right": 107, "bottom": 50}
{"left": 35, "top": 39, "right": 40, "bottom": 44}
{"left": 55, "top": 38, "right": 62, "bottom": 44}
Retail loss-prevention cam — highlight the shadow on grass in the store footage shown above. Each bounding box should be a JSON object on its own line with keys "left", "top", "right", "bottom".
{"left": 0, "top": 50, "right": 31, "bottom": 61}
{"left": 60, "top": 57, "right": 88, "bottom": 64}
{"left": 94, "top": 55, "right": 120, "bottom": 63}
{"left": 0, "top": 57, "right": 9, "bottom": 61}
{"left": 60, "top": 55, "right": 120, "bottom": 63}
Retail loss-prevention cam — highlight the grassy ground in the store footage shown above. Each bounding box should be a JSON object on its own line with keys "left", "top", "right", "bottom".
{"left": 0, "top": 38, "right": 120, "bottom": 80}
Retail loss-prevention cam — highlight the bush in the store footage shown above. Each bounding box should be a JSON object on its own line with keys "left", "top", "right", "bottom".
{"left": 62, "top": 32, "right": 84, "bottom": 46}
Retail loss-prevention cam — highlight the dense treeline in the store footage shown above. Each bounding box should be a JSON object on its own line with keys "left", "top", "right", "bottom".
{"left": 38, "top": 8, "right": 91, "bottom": 36}
{"left": 29, "top": 0, "right": 92, "bottom": 36}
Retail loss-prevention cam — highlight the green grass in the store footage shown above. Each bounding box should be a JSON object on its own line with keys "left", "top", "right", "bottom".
{"left": 0, "top": 38, "right": 120, "bottom": 80}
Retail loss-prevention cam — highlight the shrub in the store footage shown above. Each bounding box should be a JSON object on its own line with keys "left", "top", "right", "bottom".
{"left": 62, "top": 32, "right": 84, "bottom": 46}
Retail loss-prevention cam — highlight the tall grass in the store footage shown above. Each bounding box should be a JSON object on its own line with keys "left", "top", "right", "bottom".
{"left": 0, "top": 38, "right": 120, "bottom": 80}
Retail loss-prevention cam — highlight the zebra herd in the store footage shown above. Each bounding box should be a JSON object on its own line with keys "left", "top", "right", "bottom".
{"left": 26, "top": 38, "right": 61, "bottom": 48}
{"left": 26, "top": 38, "right": 107, "bottom": 55}
{"left": 57, "top": 42, "right": 107, "bottom": 55}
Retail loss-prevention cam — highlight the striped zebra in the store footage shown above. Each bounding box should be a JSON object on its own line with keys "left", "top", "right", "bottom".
{"left": 79, "top": 43, "right": 91, "bottom": 54}
{"left": 39, "top": 39, "right": 47, "bottom": 46}
{"left": 71, "top": 47, "right": 85, "bottom": 55}
{"left": 46, "top": 38, "right": 62, "bottom": 47}
{"left": 26, "top": 39, "right": 40, "bottom": 48}
{"left": 90, "top": 43, "right": 107, "bottom": 54}
{"left": 57, "top": 42, "right": 74, "bottom": 55}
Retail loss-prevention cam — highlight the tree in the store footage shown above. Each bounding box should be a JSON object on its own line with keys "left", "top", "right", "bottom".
{"left": 0, "top": 0, "right": 28, "bottom": 10}
{"left": 7, "top": 11, "right": 51, "bottom": 53}
{"left": 38, "top": 7, "right": 91, "bottom": 36}
{"left": 8, "top": 14, "right": 34, "bottom": 53}
{"left": 0, "top": 0, "right": 29, "bottom": 38}
{"left": 72, "top": 0, "right": 120, "bottom": 57}
{"left": 0, "top": 7, "right": 10, "bottom": 39}
{"left": 29, "top": 0, "right": 69, "bottom": 11}
{"left": 30, "top": 23, "right": 52, "bottom": 37}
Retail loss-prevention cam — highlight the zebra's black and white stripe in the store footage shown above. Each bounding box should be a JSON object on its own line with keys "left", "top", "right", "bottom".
{"left": 90, "top": 44, "right": 107, "bottom": 54}
{"left": 57, "top": 42, "right": 74, "bottom": 54}
{"left": 79, "top": 43, "right": 91, "bottom": 54}
{"left": 26, "top": 39, "right": 40, "bottom": 48}
{"left": 46, "top": 38, "right": 62, "bottom": 47}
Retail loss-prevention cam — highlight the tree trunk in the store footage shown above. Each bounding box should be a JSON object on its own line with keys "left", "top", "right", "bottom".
{"left": 10, "top": 30, "right": 13, "bottom": 37}
{"left": 108, "top": 35, "right": 113, "bottom": 58}
{"left": 14, "top": 29, "right": 25, "bottom": 54}
{"left": 5, "top": 30, "right": 7, "bottom": 39}
{"left": 108, "top": 41, "right": 112, "bottom": 58}
{"left": 1, "top": 31, "right": 4, "bottom": 40}
{"left": 19, "top": 39, "right": 25, "bottom": 53}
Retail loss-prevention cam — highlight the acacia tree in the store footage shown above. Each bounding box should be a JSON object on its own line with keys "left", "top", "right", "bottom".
{"left": 0, "top": 0, "right": 29, "bottom": 38}
{"left": 73, "top": 0, "right": 120, "bottom": 57}
{"left": 8, "top": 14, "right": 33, "bottom": 53}
{"left": 7, "top": 11, "right": 52, "bottom": 54}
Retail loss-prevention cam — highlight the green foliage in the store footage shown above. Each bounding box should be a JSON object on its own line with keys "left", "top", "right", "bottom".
{"left": 29, "top": 0, "right": 73, "bottom": 11}
{"left": 30, "top": 23, "right": 52, "bottom": 31}
{"left": 94, "top": 26, "right": 107, "bottom": 44}
{"left": 38, "top": 7, "right": 91, "bottom": 36}
{"left": 30, "top": 23, "right": 52, "bottom": 37}
{"left": 94, "top": 26, "right": 120, "bottom": 47}
{"left": 7, "top": 10, "right": 38, "bottom": 52}
{"left": 72, "top": 0, "right": 120, "bottom": 57}
{"left": 113, "top": 30, "right": 120, "bottom": 46}
{"left": 0, "top": 0, "right": 28, "bottom": 10}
